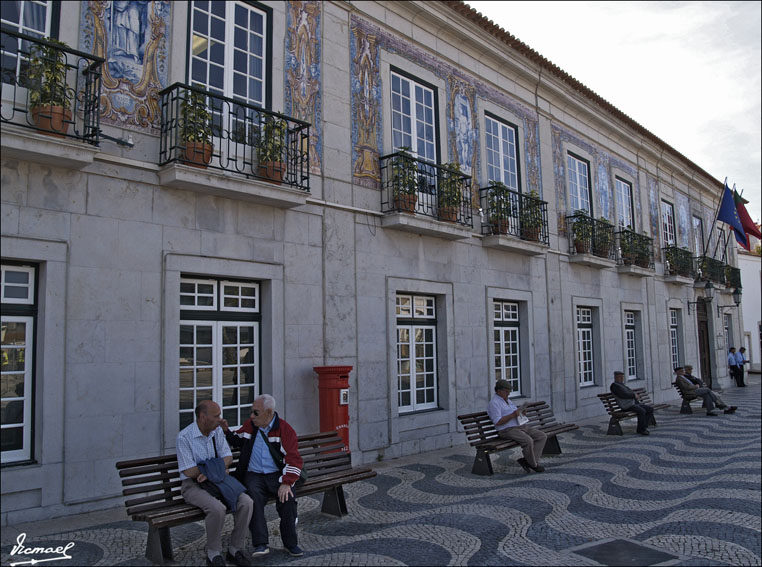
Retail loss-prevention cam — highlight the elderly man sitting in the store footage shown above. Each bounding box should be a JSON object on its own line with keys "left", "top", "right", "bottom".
{"left": 675, "top": 366, "right": 736, "bottom": 416}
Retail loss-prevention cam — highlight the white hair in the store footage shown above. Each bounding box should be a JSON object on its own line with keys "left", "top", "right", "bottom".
{"left": 256, "top": 394, "right": 276, "bottom": 411}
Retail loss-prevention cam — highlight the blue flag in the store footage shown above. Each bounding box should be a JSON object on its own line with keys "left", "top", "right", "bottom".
{"left": 717, "top": 182, "right": 747, "bottom": 248}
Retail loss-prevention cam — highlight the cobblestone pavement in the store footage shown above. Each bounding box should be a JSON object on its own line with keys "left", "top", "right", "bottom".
{"left": 2, "top": 382, "right": 760, "bottom": 566}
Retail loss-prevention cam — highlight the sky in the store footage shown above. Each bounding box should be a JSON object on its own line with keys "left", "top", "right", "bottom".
{"left": 464, "top": 1, "right": 762, "bottom": 224}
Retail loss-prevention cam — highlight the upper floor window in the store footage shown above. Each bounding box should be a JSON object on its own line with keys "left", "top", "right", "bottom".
{"left": 189, "top": 0, "right": 269, "bottom": 107}
{"left": 567, "top": 153, "right": 591, "bottom": 213}
{"left": 615, "top": 177, "right": 633, "bottom": 228}
{"left": 390, "top": 70, "right": 436, "bottom": 163}
{"left": 1, "top": 0, "right": 54, "bottom": 86}
{"left": 484, "top": 115, "right": 520, "bottom": 191}
{"left": 692, "top": 215, "right": 704, "bottom": 256}
{"left": 661, "top": 200, "right": 676, "bottom": 246}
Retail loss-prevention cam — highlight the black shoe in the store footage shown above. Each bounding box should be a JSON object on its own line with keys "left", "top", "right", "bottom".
{"left": 529, "top": 463, "right": 545, "bottom": 472}
{"left": 286, "top": 545, "right": 304, "bottom": 557}
{"left": 517, "top": 457, "right": 532, "bottom": 474}
{"left": 638, "top": 429, "right": 650, "bottom": 435}
{"left": 227, "top": 550, "right": 252, "bottom": 566}
{"left": 724, "top": 406, "right": 737, "bottom": 414}
{"left": 706, "top": 412, "right": 718, "bottom": 416}
{"left": 207, "top": 555, "right": 226, "bottom": 567}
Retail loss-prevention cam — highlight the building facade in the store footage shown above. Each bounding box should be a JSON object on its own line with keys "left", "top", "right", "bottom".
{"left": 0, "top": 0, "right": 747, "bottom": 524}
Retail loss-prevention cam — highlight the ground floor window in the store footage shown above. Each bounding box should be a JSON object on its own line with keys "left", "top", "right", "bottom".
{"left": 396, "top": 294, "right": 437, "bottom": 412}
{"left": 624, "top": 311, "right": 640, "bottom": 380}
{"left": 493, "top": 300, "right": 521, "bottom": 395}
{"left": 576, "top": 307, "right": 594, "bottom": 386}
{"left": 669, "top": 308, "right": 681, "bottom": 369}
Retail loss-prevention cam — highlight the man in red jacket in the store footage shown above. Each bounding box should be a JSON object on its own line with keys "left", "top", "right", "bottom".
{"left": 223, "top": 394, "right": 304, "bottom": 558}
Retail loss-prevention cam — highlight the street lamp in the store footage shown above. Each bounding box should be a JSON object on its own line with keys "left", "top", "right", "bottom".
{"left": 688, "top": 281, "right": 714, "bottom": 315}
{"left": 717, "top": 287, "right": 743, "bottom": 317}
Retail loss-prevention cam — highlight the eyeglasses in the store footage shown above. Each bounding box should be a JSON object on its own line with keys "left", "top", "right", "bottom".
{"left": 250, "top": 409, "right": 260, "bottom": 417}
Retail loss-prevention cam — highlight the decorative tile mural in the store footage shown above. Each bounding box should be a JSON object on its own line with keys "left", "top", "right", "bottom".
{"left": 675, "top": 192, "right": 690, "bottom": 248}
{"left": 349, "top": 15, "right": 542, "bottom": 197}
{"left": 285, "top": 1, "right": 322, "bottom": 175}
{"left": 80, "top": 1, "right": 170, "bottom": 134}
{"left": 648, "top": 176, "right": 660, "bottom": 249}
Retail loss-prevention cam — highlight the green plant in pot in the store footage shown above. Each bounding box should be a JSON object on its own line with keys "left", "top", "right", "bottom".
{"left": 634, "top": 231, "right": 652, "bottom": 268}
{"left": 26, "top": 37, "right": 74, "bottom": 137}
{"left": 487, "top": 181, "right": 514, "bottom": 235}
{"left": 593, "top": 216, "right": 613, "bottom": 257}
{"left": 619, "top": 226, "right": 636, "bottom": 264}
{"left": 180, "top": 89, "right": 213, "bottom": 167}
{"left": 390, "top": 146, "right": 418, "bottom": 213}
{"left": 519, "top": 189, "right": 543, "bottom": 241}
{"left": 571, "top": 210, "right": 592, "bottom": 252}
{"left": 437, "top": 162, "right": 463, "bottom": 222}
{"left": 257, "top": 115, "right": 288, "bottom": 183}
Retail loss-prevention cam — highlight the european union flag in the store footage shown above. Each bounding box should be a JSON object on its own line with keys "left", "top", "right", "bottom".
{"left": 717, "top": 182, "right": 747, "bottom": 248}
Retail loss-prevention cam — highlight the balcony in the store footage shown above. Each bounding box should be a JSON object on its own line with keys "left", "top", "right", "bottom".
{"left": 696, "top": 256, "right": 726, "bottom": 286}
{"left": 566, "top": 212, "right": 616, "bottom": 268}
{"left": 0, "top": 30, "right": 103, "bottom": 168}
{"left": 380, "top": 151, "right": 473, "bottom": 240}
{"left": 662, "top": 245, "right": 694, "bottom": 285}
{"left": 478, "top": 184, "right": 548, "bottom": 255}
{"left": 724, "top": 266, "right": 742, "bottom": 290}
{"left": 158, "top": 83, "right": 310, "bottom": 207}
{"left": 616, "top": 228, "right": 654, "bottom": 277}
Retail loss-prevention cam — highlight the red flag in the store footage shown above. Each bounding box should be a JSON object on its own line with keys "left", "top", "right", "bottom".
{"left": 733, "top": 190, "right": 762, "bottom": 250}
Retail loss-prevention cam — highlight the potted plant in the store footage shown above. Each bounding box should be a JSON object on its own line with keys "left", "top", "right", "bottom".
{"left": 519, "top": 189, "right": 543, "bottom": 241}
{"left": 487, "top": 181, "right": 514, "bottom": 235}
{"left": 26, "top": 37, "right": 74, "bottom": 137}
{"left": 256, "top": 115, "right": 288, "bottom": 184}
{"left": 593, "top": 216, "right": 613, "bottom": 257}
{"left": 390, "top": 147, "right": 418, "bottom": 213}
{"left": 571, "top": 210, "right": 592, "bottom": 252}
{"left": 634, "top": 231, "right": 651, "bottom": 268}
{"left": 180, "top": 89, "right": 213, "bottom": 167}
{"left": 437, "top": 162, "right": 462, "bottom": 222}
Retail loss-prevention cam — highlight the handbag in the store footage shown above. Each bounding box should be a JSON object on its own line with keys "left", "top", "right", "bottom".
{"left": 258, "top": 429, "right": 307, "bottom": 488}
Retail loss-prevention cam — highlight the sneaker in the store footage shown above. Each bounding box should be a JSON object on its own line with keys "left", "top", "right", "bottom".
{"left": 207, "top": 555, "right": 226, "bottom": 567}
{"left": 706, "top": 412, "right": 718, "bottom": 416}
{"left": 517, "top": 457, "right": 532, "bottom": 474}
{"left": 287, "top": 545, "right": 304, "bottom": 557}
{"left": 227, "top": 549, "right": 252, "bottom": 566}
{"left": 251, "top": 545, "right": 270, "bottom": 557}
{"left": 529, "top": 463, "right": 545, "bottom": 473}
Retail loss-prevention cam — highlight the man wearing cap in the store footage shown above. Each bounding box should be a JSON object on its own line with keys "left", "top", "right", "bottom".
{"left": 610, "top": 371, "right": 653, "bottom": 435}
{"left": 676, "top": 366, "right": 736, "bottom": 415}
{"left": 486, "top": 380, "right": 547, "bottom": 473}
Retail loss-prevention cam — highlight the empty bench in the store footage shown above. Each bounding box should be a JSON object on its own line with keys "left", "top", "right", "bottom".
{"left": 115, "top": 432, "right": 377, "bottom": 565}
{"left": 457, "top": 401, "right": 578, "bottom": 476}
{"left": 597, "top": 388, "right": 670, "bottom": 435}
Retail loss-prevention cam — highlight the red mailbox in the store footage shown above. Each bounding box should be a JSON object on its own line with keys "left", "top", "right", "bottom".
{"left": 313, "top": 365, "right": 351, "bottom": 452}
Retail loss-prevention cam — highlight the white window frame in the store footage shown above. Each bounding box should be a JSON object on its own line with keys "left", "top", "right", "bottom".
{"left": 615, "top": 177, "right": 634, "bottom": 228}
{"left": 1, "top": 265, "right": 35, "bottom": 305}
{"left": 484, "top": 115, "right": 520, "bottom": 192}
{"left": 567, "top": 153, "right": 591, "bottom": 214}
{"left": 493, "top": 300, "right": 521, "bottom": 396}
{"left": 220, "top": 280, "right": 258, "bottom": 312}
{"left": 576, "top": 307, "right": 594, "bottom": 386}
{"left": 724, "top": 314, "right": 732, "bottom": 352}
{"left": 624, "top": 311, "right": 637, "bottom": 380}
{"left": 669, "top": 308, "right": 680, "bottom": 369}
{"left": 390, "top": 70, "right": 436, "bottom": 163}
{"left": 1, "top": 0, "right": 53, "bottom": 100}
{"left": 396, "top": 293, "right": 437, "bottom": 413}
{"left": 1, "top": 315, "right": 34, "bottom": 463}
{"left": 662, "top": 200, "right": 676, "bottom": 246}
{"left": 180, "top": 278, "right": 218, "bottom": 311}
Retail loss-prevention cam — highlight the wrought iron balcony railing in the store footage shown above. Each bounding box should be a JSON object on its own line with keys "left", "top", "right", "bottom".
{"left": 566, "top": 212, "right": 616, "bottom": 259}
{"left": 663, "top": 246, "right": 693, "bottom": 277}
{"left": 380, "top": 152, "right": 472, "bottom": 227}
{"left": 1, "top": 29, "right": 102, "bottom": 144}
{"left": 617, "top": 229, "right": 653, "bottom": 268}
{"left": 159, "top": 83, "right": 310, "bottom": 191}
{"left": 725, "top": 266, "right": 742, "bottom": 289}
{"left": 696, "top": 255, "right": 726, "bottom": 285}
{"left": 479, "top": 184, "right": 548, "bottom": 244}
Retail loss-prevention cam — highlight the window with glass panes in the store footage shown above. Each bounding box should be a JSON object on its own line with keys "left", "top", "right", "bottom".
{"left": 1, "top": 263, "right": 37, "bottom": 464}
{"left": 576, "top": 307, "right": 594, "bottom": 386}
{"left": 692, "top": 216, "right": 704, "bottom": 256}
{"left": 669, "top": 309, "right": 680, "bottom": 369}
{"left": 661, "top": 201, "right": 676, "bottom": 246}
{"left": 179, "top": 277, "right": 259, "bottom": 431}
{"left": 567, "top": 153, "right": 591, "bottom": 213}
{"left": 485, "top": 115, "right": 520, "bottom": 191}
{"left": 390, "top": 71, "right": 435, "bottom": 162}
{"left": 1, "top": 0, "right": 54, "bottom": 88}
{"left": 396, "top": 294, "right": 437, "bottom": 413}
{"left": 615, "top": 178, "right": 633, "bottom": 227}
{"left": 724, "top": 314, "right": 732, "bottom": 352}
{"left": 624, "top": 311, "right": 638, "bottom": 380}
{"left": 493, "top": 300, "right": 521, "bottom": 395}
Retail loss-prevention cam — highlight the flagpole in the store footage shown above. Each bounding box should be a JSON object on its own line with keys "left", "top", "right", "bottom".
{"left": 702, "top": 177, "right": 727, "bottom": 260}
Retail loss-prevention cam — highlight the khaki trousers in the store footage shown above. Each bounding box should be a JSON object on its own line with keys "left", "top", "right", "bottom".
{"left": 497, "top": 425, "right": 547, "bottom": 468}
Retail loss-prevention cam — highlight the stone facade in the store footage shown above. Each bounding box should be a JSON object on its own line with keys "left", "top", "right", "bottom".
{"left": 0, "top": 0, "right": 746, "bottom": 524}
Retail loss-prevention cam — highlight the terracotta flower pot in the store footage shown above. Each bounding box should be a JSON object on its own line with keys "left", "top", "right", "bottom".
{"left": 258, "top": 160, "right": 286, "bottom": 184}
{"left": 490, "top": 218, "right": 509, "bottom": 235}
{"left": 393, "top": 193, "right": 417, "bottom": 214}
{"left": 31, "top": 105, "right": 72, "bottom": 138}
{"left": 522, "top": 226, "right": 540, "bottom": 242}
{"left": 183, "top": 141, "right": 213, "bottom": 168}
{"left": 438, "top": 205, "right": 458, "bottom": 223}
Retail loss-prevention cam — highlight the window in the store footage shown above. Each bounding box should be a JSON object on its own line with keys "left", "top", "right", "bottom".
{"left": 724, "top": 314, "right": 732, "bottom": 352}
{"left": 484, "top": 115, "right": 520, "bottom": 191}
{"left": 493, "top": 300, "right": 521, "bottom": 395}
{"left": 576, "top": 307, "right": 594, "bottom": 386}
{"left": 615, "top": 178, "right": 633, "bottom": 228}
{"left": 661, "top": 201, "right": 676, "bottom": 246}
{"left": 390, "top": 70, "right": 436, "bottom": 163}
{"left": 692, "top": 215, "right": 704, "bottom": 256}
{"left": 396, "top": 294, "right": 437, "bottom": 413}
{"left": 669, "top": 309, "right": 681, "bottom": 369}
{"left": 567, "top": 153, "right": 591, "bottom": 213}
{"left": 1, "top": 0, "right": 54, "bottom": 87}
{"left": 1, "top": 263, "right": 37, "bottom": 463}
{"left": 179, "top": 277, "right": 260, "bottom": 430}
{"left": 624, "top": 311, "right": 640, "bottom": 380}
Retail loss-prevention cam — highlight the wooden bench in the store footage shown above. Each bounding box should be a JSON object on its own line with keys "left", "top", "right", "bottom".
{"left": 457, "top": 401, "right": 579, "bottom": 476}
{"left": 597, "top": 387, "right": 671, "bottom": 435}
{"left": 115, "top": 432, "right": 376, "bottom": 565}
{"left": 672, "top": 382, "right": 706, "bottom": 414}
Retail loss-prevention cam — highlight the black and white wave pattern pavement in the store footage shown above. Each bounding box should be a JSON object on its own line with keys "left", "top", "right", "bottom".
{"left": 2, "top": 384, "right": 759, "bottom": 566}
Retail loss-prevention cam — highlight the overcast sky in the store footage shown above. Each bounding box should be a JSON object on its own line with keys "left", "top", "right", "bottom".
{"left": 465, "top": 1, "right": 762, "bottom": 223}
